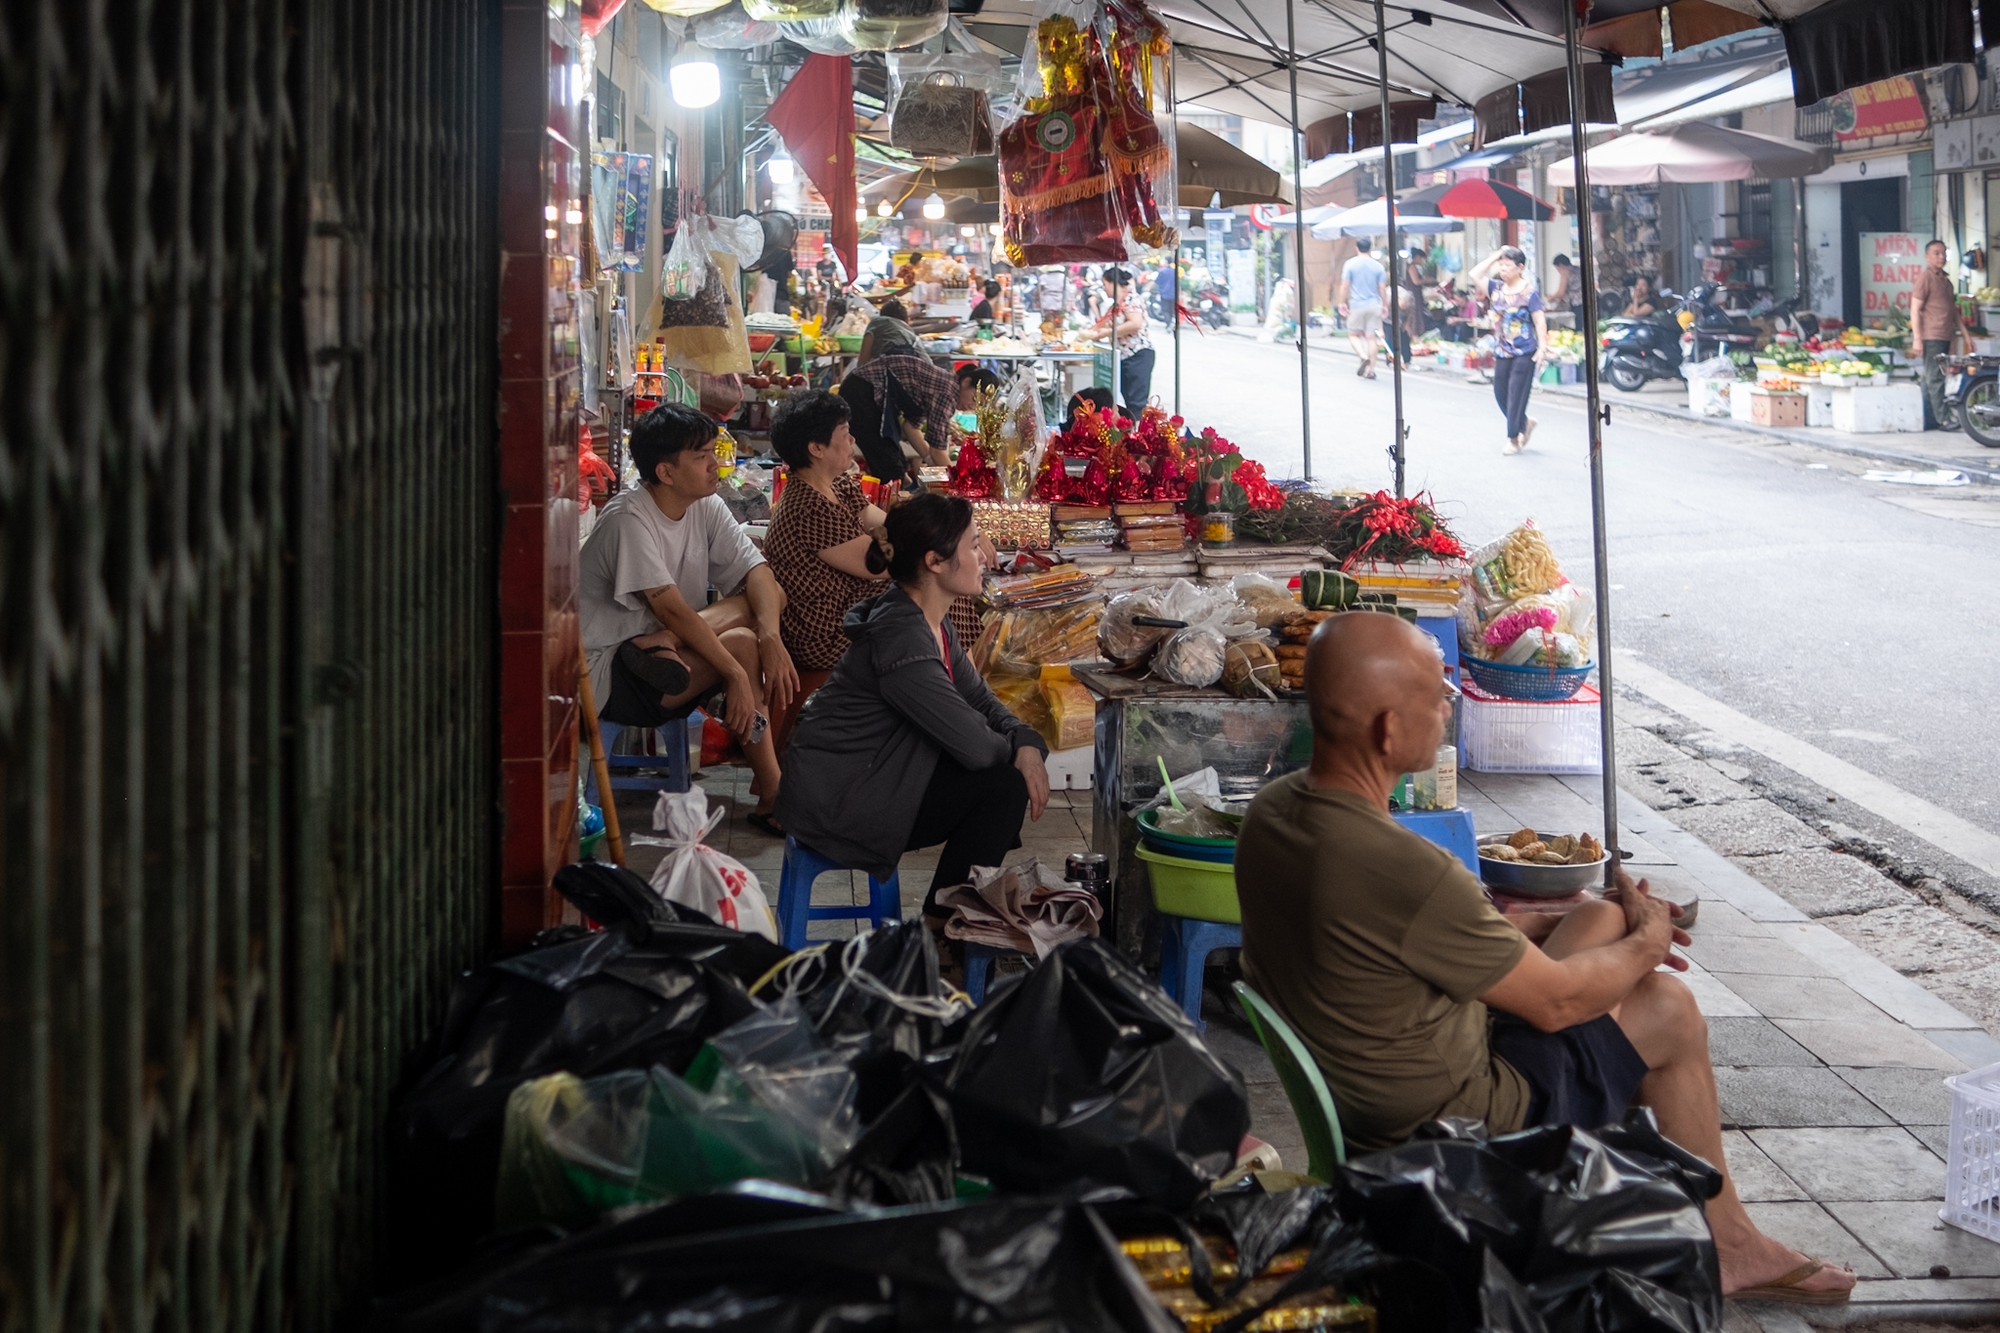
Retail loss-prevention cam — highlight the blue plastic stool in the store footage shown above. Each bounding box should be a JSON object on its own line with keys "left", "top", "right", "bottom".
{"left": 1156, "top": 915, "right": 1243, "bottom": 1031}
{"left": 584, "top": 715, "right": 695, "bottom": 804}
{"left": 775, "top": 836, "right": 902, "bottom": 950}
{"left": 1414, "top": 614, "right": 1461, "bottom": 676}
{"left": 1392, "top": 806, "right": 1479, "bottom": 874}
{"left": 962, "top": 941, "right": 1015, "bottom": 1004}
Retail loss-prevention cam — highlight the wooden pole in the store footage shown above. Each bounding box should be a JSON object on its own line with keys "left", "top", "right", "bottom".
{"left": 577, "top": 657, "right": 627, "bottom": 867}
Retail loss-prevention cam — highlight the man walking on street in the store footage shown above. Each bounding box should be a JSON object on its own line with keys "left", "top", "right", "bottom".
{"left": 1338, "top": 238, "right": 1387, "bottom": 379}
{"left": 1911, "top": 239, "right": 1966, "bottom": 431}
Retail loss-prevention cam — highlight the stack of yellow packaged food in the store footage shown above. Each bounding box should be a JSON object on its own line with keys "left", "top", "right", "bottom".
{"left": 1120, "top": 1234, "right": 1377, "bottom": 1332}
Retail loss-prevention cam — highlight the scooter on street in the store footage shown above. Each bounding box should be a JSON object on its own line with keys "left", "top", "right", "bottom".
{"left": 1945, "top": 352, "right": 2000, "bottom": 447}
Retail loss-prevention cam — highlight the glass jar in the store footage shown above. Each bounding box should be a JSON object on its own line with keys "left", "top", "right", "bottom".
{"left": 1199, "top": 508, "right": 1236, "bottom": 550}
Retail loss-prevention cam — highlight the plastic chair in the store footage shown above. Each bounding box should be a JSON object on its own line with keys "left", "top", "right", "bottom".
{"left": 1231, "top": 981, "right": 1347, "bottom": 1181}
{"left": 1156, "top": 915, "right": 1242, "bottom": 1031}
{"left": 1391, "top": 806, "right": 1479, "bottom": 874}
{"left": 775, "top": 836, "right": 902, "bottom": 950}
{"left": 583, "top": 716, "right": 694, "bottom": 804}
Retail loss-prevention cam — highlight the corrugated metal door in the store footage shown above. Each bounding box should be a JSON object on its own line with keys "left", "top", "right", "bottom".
{"left": 0, "top": 1, "right": 498, "bottom": 1329}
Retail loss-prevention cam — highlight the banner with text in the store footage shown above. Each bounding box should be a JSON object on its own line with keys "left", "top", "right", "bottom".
{"left": 1859, "top": 232, "right": 1922, "bottom": 322}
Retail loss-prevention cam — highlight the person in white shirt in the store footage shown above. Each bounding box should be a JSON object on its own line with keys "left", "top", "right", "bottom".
{"left": 579, "top": 402, "right": 798, "bottom": 831}
{"left": 1337, "top": 238, "right": 1388, "bottom": 379}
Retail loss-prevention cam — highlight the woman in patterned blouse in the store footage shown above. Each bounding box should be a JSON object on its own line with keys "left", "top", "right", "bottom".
{"left": 764, "top": 391, "right": 889, "bottom": 779}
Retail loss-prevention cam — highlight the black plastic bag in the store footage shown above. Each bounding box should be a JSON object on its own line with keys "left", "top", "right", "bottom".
{"left": 1335, "top": 1110, "right": 1723, "bottom": 1333}
{"left": 382, "top": 1188, "right": 1180, "bottom": 1333}
{"left": 818, "top": 1081, "right": 960, "bottom": 1207}
{"left": 945, "top": 936, "right": 1249, "bottom": 1209}
{"left": 382, "top": 910, "right": 784, "bottom": 1286}
{"left": 790, "top": 920, "right": 967, "bottom": 1123}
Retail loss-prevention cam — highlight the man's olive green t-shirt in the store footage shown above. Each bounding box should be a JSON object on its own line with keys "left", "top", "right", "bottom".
{"left": 1236, "top": 771, "right": 1530, "bottom": 1152}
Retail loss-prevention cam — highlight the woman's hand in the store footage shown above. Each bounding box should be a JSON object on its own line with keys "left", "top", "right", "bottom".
{"left": 721, "top": 664, "right": 759, "bottom": 737}
{"left": 1015, "top": 746, "right": 1050, "bottom": 821}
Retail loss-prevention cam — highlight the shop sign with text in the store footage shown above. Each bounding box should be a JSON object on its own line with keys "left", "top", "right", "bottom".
{"left": 1859, "top": 232, "right": 1922, "bottom": 319}
{"left": 1831, "top": 77, "right": 1929, "bottom": 142}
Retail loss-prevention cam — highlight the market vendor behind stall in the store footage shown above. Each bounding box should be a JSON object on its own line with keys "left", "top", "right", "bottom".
{"left": 1233, "top": 612, "right": 1855, "bottom": 1308}
{"left": 839, "top": 317, "right": 956, "bottom": 482}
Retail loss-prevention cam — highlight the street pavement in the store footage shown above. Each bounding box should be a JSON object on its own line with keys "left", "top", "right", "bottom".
{"left": 1154, "top": 327, "right": 2000, "bottom": 910}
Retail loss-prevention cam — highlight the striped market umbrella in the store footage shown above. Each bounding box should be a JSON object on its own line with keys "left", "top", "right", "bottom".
{"left": 1406, "top": 177, "right": 1556, "bottom": 220}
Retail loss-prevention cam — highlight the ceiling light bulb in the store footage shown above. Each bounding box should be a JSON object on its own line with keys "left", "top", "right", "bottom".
{"left": 921, "top": 192, "right": 947, "bottom": 220}
{"left": 959, "top": 224, "right": 976, "bottom": 236}
{"left": 990, "top": 223, "right": 1003, "bottom": 236}
{"left": 669, "top": 47, "right": 720, "bottom": 109}
{"left": 877, "top": 199, "right": 893, "bottom": 217}
{"left": 855, "top": 205, "right": 868, "bottom": 222}
{"left": 565, "top": 207, "right": 583, "bottom": 225}
{"left": 766, "top": 156, "right": 795, "bottom": 184}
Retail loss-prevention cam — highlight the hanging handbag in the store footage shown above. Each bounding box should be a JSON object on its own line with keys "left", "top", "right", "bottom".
{"left": 890, "top": 73, "right": 993, "bottom": 158}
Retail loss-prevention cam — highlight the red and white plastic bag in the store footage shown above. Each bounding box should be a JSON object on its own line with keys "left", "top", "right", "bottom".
{"left": 645, "top": 788, "right": 777, "bottom": 940}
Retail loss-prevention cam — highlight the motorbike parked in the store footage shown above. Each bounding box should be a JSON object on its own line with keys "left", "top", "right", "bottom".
{"left": 1945, "top": 353, "right": 2000, "bottom": 447}
{"left": 1191, "top": 283, "right": 1230, "bottom": 329}
{"left": 1598, "top": 293, "right": 1685, "bottom": 392}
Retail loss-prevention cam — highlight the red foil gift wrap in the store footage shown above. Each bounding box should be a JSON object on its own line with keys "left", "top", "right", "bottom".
{"left": 1101, "top": 0, "right": 1176, "bottom": 249}
{"left": 948, "top": 437, "right": 1000, "bottom": 499}
{"left": 998, "top": 56, "right": 1124, "bottom": 266}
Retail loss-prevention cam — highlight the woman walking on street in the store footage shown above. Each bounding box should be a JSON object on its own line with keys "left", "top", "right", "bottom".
{"left": 1468, "top": 246, "right": 1547, "bottom": 455}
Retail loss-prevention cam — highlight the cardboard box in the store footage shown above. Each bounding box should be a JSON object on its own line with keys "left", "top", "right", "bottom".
{"left": 1749, "top": 389, "right": 1805, "bottom": 427}
{"left": 1688, "top": 377, "right": 1733, "bottom": 417}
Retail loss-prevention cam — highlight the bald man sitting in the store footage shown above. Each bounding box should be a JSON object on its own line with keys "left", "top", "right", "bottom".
{"left": 1234, "top": 612, "right": 1855, "bottom": 1307}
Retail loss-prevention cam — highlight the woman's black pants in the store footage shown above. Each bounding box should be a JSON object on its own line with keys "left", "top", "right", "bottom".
{"left": 1492, "top": 354, "right": 1537, "bottom": 438}
{"left": 908, "top": 753, "right": 1030, "bottom": 917}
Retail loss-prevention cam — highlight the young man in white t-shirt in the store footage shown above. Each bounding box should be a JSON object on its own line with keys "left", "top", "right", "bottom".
{"left": 579, "top": 403, "right": 797, "bottom": 830}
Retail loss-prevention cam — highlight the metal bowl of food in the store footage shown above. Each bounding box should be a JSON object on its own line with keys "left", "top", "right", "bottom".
{"left": 1476, "top": 832, "right": 1608, "bottom": 897}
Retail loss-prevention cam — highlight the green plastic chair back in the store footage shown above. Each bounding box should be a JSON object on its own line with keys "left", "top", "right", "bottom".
{"left": 1231, "top": 981, "right": 1346, "bottom": 1181}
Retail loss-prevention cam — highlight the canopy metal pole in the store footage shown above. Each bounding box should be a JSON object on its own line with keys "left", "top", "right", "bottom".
{"left": 1374, "top": 0, "right": 1406, "bottom": 496}
{"left": 1172, "top": 57, "right": 1182, "bottom": 417}
{"left": 1560, "top": 0, "right": 1621, "bottom": 880}
{"left": 1285, "top": 0, "right": 1312, "bottom": 480}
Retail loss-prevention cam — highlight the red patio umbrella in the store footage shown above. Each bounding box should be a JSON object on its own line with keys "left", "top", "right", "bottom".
{"left": 1432, "top": 177, "right": 1555, "bottom": 220}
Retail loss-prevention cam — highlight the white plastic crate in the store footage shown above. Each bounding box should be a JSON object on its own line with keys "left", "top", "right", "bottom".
{"left": 1943, "top": 1061, "right": 2000, "bottom": 1240}
{"left": 1461, "top": 683, "right": 1603, "bottom": 774}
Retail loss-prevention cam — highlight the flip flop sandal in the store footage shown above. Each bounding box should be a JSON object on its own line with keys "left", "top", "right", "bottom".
{"left": 617, "top": 640, "right": 690, "bottom": 698}
{"left": 745, "top": 811, "right": 784, "bottom": 839}
{"left": 1732, "top": 1259, "right": 1852, "bottom": 1306}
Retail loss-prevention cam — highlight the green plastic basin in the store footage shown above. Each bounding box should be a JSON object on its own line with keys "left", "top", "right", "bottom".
{"left": 1136, "top": 845, "right": 1240, "bottom": 923}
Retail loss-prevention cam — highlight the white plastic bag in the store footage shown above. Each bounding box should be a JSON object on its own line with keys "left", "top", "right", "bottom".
{"left": 645, "top": 788, "right": 776, "bottom": 940}
{"left": 660, "top": 218, "right": 706, "bottom": 301}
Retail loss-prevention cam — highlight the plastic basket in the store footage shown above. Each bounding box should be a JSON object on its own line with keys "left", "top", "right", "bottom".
{"left": 1135, "top": 845, "right": 1240, "bottom": 923}
{"left": 1461, "top": 655, "right": 1595, "bottom": 701}
{"left": 1943, "top": 1061, "right": 2000, "bottom": 1240}
{"left": 1461, "top": 683, "right": 1602, "bottom": 775}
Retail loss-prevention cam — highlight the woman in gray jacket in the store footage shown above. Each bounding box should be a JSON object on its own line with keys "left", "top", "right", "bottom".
{"left": 776, "top": 493, "right": 1050, "bottom": 921}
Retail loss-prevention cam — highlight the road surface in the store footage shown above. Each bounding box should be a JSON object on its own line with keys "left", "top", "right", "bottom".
{"left": 1147, "top": 328, "right": 2000, "bottom": 865}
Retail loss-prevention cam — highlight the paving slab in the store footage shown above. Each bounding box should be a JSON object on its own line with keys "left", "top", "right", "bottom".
{"left": 1683, "top": 898, "right": 1777, "bottom": 939}
{"left": 1748, "top": 1126, "right": 1945, "bottom": 1202}
{"left": 1722, "top": 1129, "right": 1810, "bottom": 1202}
{"left": 1614, "top": 725, "right": 1698, "bottom": 771}
{"left": 1825, "top": 1201, "right": 2000, "bottom": 1279}
{"left": 1682, "top": 933, "right": 1832, "bottom": 977}
{"left": 1911, "top": 1124, "right": 1954, "bottom": 1160}
{"left": 1719, "top": 974, "right": 1895, "bottom": 1023}
{"left": 1674, "top": 801, "right": 1829, "bottom": 856}
{"left": 1627, "top": 759, "right": 1752, "bottom": 811}
{"left": 1921, "top": 963, "right": 2000, "bottom": 1038}
{"left": 1732, "top": 849, "right": 1913, "bottom": 919}
{"left": 1709, "top": 1015, "right": 1824, "bottom": 1068}
{"left": 1920, "top": 1026, "right": 2000, "bottom": 1070}
{"left": 1834, "top": 1067, "right": 1957, "bottom": 1127}
{"left": 1769, "top": 921, "right": 1990, "bottom": 1032}
{"left": 1244, "top": 1079, "right": 1307, "bottom": 1174}
{"left": 1740, "top": 1201, "right": 1892, "bottom": 1278}
{"left": 1639, "top": 818, "right": 1812, "bottom": 923}
{"left": 1718, "top": 1067, "right": 1896, "bottom": 1128}
{"left": 1773, "top": 1018, "right": 1966, "bottom": 1072}
{"left": 1679, "top": 966, "right": 1761, "bottom": 1018}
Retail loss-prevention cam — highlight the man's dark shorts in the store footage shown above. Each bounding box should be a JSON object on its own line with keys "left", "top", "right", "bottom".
{"left": 601, "top": 642, "right": 704, "bottom": 730}
{"left": 1492, "top": 1012, "right": 1651, "bottom": 1132}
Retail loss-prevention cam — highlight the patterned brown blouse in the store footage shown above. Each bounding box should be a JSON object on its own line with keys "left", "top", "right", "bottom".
{"left": 766, "top": 473, "right": 880, "bottom": 671}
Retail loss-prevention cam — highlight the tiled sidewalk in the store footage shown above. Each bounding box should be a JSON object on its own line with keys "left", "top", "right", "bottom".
{"left": 616, "top": 757, "right": 2000, "bottom": 1327}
